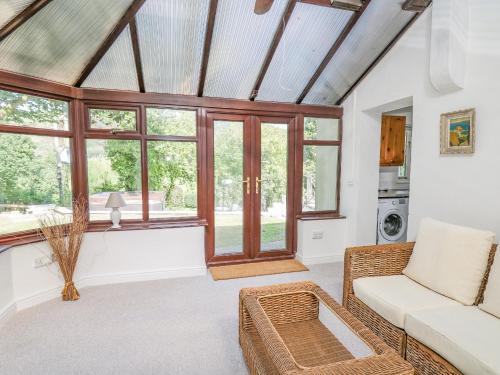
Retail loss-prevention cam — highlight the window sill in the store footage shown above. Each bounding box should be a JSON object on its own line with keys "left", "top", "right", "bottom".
{"left": 87, "top": 219, "right": 208, "bottom": 232}
{"left": 0, "top": 219, "right": 208, "bottom": 247}
{"left": 296, "top": 213, "right": 346, "bottom": 221}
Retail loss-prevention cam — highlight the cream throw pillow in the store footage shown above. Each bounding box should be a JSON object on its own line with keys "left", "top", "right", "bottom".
{"left": 403, "top": 218, "right": 495, "bottom": 305}
{"left": 479, "top": 253, "right": 500, "bottom": 318}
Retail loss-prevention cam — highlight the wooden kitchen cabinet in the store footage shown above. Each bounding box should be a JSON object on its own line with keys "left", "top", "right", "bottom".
{"left": 380, "top": 115, "right": 406, "bottom": 166}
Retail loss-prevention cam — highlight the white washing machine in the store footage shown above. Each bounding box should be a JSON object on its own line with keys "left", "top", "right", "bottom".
{"left": 377, "top": 197, "right": 409, "bottom": 244}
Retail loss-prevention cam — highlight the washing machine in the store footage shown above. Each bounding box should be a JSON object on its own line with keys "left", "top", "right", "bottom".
{"left": 377, "top": 197, "right": 409, "bottom": 244}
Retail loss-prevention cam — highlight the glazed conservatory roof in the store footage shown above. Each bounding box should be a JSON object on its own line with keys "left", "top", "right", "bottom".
{"left": 0, "top": 0, "right": 429, "bottom": 106}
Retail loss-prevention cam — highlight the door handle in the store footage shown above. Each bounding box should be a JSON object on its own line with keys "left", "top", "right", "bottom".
{"left": 242, "top": 177, "right": 250, "bottom": 195}
{"left": 256, "top": 177, "right": 263, "bottom": 194}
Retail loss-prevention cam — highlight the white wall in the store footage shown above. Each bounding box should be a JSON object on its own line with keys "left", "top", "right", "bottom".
{"left": 296, "top": 218, "right": 347, "bottom": 264}
{"left": 1, "top": 226, "right": 206, "bottom": 315}
{"left": 343, "top": 1, "right": 500, "bottom": 242}
{"left": 0, "top": 250, "right": 14, "bottom": 326}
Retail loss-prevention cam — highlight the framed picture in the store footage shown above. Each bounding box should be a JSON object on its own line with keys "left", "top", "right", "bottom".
{"left": 440, "top": 108, "right": 475, "bottom": 154}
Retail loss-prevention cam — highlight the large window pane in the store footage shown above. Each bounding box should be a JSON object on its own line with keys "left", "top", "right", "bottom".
{"left": 147, "top": 141, "right": 197, "bottom": 218}
{"left": 214, "top": 120, "right": 244, "bottom": 255}
{"left": 304, "top": 117, "right": 339, "bottom": 141}
{"left": 0, "top": 134, "right": 72, "bottom": 235}
{"left": 0, "top": 89, "right": 69, "bottom": 130}
{"left": 303, "top": 145, "right": 339, "bottom": 211}
{"left": 260, "top": 122, "right": 288, "bottom": 251}
{"left": 147, "top": 108, "right": 196, "bottom": 136}
{"left": 89, "top": 108, "right": 136, "bottom": 131}
{"left": 86, "top": 139, "right": 142, "bottom": 221}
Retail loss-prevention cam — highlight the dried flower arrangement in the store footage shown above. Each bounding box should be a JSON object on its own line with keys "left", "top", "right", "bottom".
{"left": 38, "top": 198, "right": 88, "bottom": 301}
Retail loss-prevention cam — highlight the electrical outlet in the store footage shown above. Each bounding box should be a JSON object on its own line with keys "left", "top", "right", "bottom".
{"left": 312, "top": 231, "right": 323, "bottom": 240}
{"left": 33, "top": 255, "right": 55, "bottom": 269}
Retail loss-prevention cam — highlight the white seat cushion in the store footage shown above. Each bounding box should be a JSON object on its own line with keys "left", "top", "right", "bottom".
{"left": 480, "top": 252, "right": 500, "bottom": 319}
{"left": 403, "top": 218, "right": 495, "bottom": 305}
{"left": 353, "top": 275, "right": 460, "bottom": 328}
{"left": 406, "top": 306, "right": 500, "bottom": 375}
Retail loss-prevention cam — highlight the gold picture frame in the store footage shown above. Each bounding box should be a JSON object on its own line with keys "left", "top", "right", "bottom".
{"left": 440, "top": 108, "right": 475, "bottom": 154}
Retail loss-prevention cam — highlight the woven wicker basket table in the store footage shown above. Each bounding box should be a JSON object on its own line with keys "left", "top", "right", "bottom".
{"left": 239, "top": 281, "right": 413, "bottom": 375}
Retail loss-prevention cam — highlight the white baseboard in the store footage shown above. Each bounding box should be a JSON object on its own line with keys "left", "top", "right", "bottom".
{"left": 297, "top": 254, "right": 344, "bottom": 265}
{"left": 12, "top": 266, "right": 207, "bottom": 313}
{"left": 15, "top": 286, "right": 62, "bottom": 311}
{"left": 0, "top": 302, "right": 16, "bottom": 329}
{"left": 78, "top": 266, "right": 207, "bottom": 287}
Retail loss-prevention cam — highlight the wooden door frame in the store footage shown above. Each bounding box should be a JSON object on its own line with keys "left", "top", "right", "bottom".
{"left": 205, "top": 113, "right": 253, "bottom": 265}
{"left": 205, "top": 113, "right": 296, "bottom": 266}
{"left": 251, "top": 116, "right": 296, "bottom": 261}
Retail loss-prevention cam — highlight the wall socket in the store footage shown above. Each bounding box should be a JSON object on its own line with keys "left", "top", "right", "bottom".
{"left": 312, "top": 231, "right": 324, "bottom": 240}
{"left": 33, "top": 254, "right": 55, "bottom": 269}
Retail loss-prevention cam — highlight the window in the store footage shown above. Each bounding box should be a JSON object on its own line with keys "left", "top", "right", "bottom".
{"left": 0, "top": 89, "right": 69, "bottom": 130}
{"left": 147, "top": 141, "right": 197, "bottom": 218}
{"left": 304, "top": 116, "right": 339, "bottom": 141}
{"left": 84, "top": 105, "right": 199, "bottom": 224}
{"left": 300, "top": 117, "right": 341, "bottom": 215}
{"left": 0, "top": 89, "right": 72, "bottom": 236}
{"left": 89, "top": 108, "right": 137, "bottom": 132}
{"left": 86, "top": 139, "right": 142, "bottom": 221}
{"left": 147, "top": 108, "right": 196, "bottom": 136}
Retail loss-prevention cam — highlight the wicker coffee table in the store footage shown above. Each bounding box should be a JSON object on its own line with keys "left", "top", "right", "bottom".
{"left": 239, "top": 281, "right": 413, "bottom": 375}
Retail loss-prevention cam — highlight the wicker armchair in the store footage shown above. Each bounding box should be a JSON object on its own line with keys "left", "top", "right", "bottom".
{"left": 343, "top": 242, "right": 498, "bottom": 375}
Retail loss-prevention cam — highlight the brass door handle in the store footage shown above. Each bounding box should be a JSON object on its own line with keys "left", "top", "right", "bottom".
{"left": 256, "top": 177, "right": 263, "bottom": 194}
{"left": 242, "top": 177, "right": 250, "bottom": 195}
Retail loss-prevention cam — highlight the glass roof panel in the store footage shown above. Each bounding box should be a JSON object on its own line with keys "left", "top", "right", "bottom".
{"left": 303, "top": 0, "right": 415, "bottom": 105}
{"left": 203, "top": 0, "right": 289, "bottom": 99}
{"left": 0, "top": 0, "right": 33, "bottom": 30}
{"left": 82, "top": 25, "right": 139, "bottom": 91}
{"left": 256, "top": 3, "right": 352, "bottom": 103}
{"left": 0, "top": 0, "right": 134, "bottom": 84}
{"left": 136, "top": 0, "right": 210, "bottom": 95}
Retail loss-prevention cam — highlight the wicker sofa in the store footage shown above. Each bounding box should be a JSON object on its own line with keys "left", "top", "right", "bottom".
{"left": 343, "top": 240, "right": 499, "bottom": 375}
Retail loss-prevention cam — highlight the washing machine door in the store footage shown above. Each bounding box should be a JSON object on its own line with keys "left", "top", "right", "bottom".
{"left": 379, "top": 210, "right": 407, "bottom": 242}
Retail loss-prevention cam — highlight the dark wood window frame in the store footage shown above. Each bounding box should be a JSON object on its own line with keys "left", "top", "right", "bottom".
{"left": 0, "top": 71, "right": 343, "bottom": 249}
{"left": 295, "top": 114, "right": 343, "bottom": 220}
{"left": 82, "top": 102, "right": 207, "bottom": 231}
{"left": 0, "top": 84, "right": 75, "bottom": 245}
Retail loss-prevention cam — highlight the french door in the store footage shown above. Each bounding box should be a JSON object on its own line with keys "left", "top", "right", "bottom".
{"left": 206, "top": 113, "right": 295, "bottom": 265}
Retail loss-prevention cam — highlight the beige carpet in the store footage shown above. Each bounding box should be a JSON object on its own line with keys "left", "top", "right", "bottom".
{"left": 209, "top": 259, "right": 308, "bottom": 280}
{"left": 0, "top": 263, "right": 343, "bottom": 375}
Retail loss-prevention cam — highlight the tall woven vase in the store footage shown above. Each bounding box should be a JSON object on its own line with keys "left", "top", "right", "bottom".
{"left": 38, "top": 199, "right": 88, "bottom": 301}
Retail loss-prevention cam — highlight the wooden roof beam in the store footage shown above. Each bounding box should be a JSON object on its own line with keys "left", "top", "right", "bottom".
{"left": 402, "top": 0, "right": 432, "bottom": 12}
{"left": 129, "top": 17, "right": 145, "bottom": 93}
{"left": 74, "top": 0, "right": 147, "bottom": 87}
{"left": 295, "top": 0, "right": 371, "bottom": 104}
{"left": 0, "top": 0, "right": 53, "bottom": 43}
{"left": 197, "top": 0, "right": 219, "bottom": 97}
{"left": 249, "top": 0, "right": 297, "bottom": 101}
{"left": 299, "top": 0, "right": 362, "bottom": 11}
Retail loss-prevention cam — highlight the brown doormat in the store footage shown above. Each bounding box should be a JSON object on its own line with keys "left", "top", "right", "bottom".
{"left": 209, "top": 259, "right": 308, "bottom": 281}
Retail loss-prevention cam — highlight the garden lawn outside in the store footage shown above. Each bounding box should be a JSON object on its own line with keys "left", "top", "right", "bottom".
{"left": 215, "top": 212, "right": 286, "bottom": 253}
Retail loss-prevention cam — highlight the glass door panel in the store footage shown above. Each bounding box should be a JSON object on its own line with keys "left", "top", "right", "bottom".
{"left": 259, "top": 122, "right": 288, "bottom": 252}
{"left": 214, "top": 120, "right": 245, "bottom": 255}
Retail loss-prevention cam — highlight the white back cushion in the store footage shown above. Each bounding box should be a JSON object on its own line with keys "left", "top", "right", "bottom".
{"left": 403, "top": 218, "right": 494, "bottom": 305}
{"left": 479, "top": 251, "right": 500, "bottom": 318}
